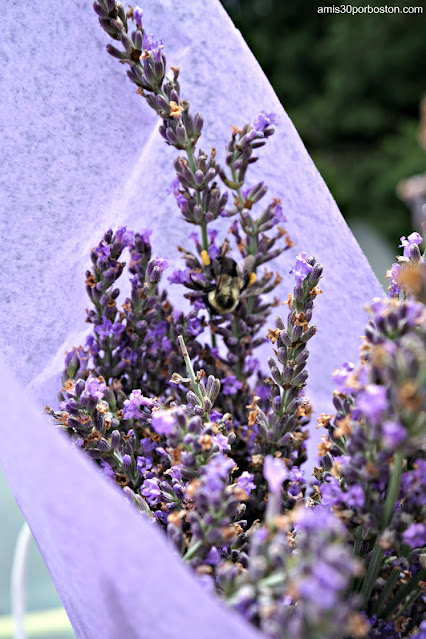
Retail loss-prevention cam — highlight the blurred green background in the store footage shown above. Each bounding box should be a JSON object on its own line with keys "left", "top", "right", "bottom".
{"left": 1, "top": 2, "right": 426, "bottom": 637}
{"left": 0, "top": 469, "right": 74, "bottom": 638}
{"left": 222, "top": 0, "right": 426, "bottom": 252}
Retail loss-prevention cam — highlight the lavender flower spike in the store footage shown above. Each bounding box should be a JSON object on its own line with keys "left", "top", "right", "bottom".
{"left": 289, "top": 251, "right": 313, "bottom": 286}
{"left": 264, "top": 455, "right": 288, "bottom": 522}
{"left": 263, "top": 455, "right": 288, "bottom": 493}
{"left": 399, "top": 232, "right": 423, "bottom": 258}
{"left": 0, "top": 361, "right": 261, "bottom": 639}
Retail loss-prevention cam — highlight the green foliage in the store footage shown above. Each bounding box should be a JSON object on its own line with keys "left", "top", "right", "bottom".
{"left": 222, "top": 0, "right": 426, "bottom": 241}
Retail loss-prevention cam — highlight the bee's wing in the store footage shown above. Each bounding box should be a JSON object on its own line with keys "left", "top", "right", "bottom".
{"left": 212, "top": 258, "right": 223, "bottom": 281}
{"left": 239, "top": 284, "right": 263, "bottom": 298}
{"left": 213, "top": 257, "right": 238, "bottom": 286}
{"left": 237, "top": 255, "right": 255, "bottom": 286}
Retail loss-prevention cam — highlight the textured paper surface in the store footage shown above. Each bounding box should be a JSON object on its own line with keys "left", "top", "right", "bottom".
{"left": 0, "top": 1, "right": 384, "bottom": 636}
{"left": 0, "top": 361, "right": 261, "bottom": 639}
{"left": 1, "top": 0, "right": 383, "bottom": 420}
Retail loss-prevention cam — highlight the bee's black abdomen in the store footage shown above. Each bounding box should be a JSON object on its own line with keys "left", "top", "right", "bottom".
{"left": 217, "top": 292, "right": 238, "bottom": 311}
{"left": 208, "top": 283, "right": 240, "bottom": 315}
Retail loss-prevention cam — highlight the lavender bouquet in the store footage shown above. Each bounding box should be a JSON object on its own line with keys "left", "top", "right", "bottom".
{"left": 0, "top": 1, "right": 424, "bottom": 638}
{"left": 39, "top": 3, "right": 426, "bottom": 637}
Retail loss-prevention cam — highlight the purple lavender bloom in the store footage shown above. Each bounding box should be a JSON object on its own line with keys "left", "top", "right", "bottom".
{"left": 412, "top": 620, "right": 426, "bottom": 639}
{"left": 141, "top": 478, "right": 161, "bottom": 505}
{"left": 160, "top": 335, "right": 172, "bottom": 351}
{"left": 203, "top": 456, "right": 235, "bottom": 494}
{"left": 208, "top": 229, "right": 219, "bottom": 243}
{"left": 94, "top": 242, "right": 111, "bottom": 262}
{"left": 166, "top": 177, "right": 187, "bottom": 211}
{"left": 367, "top": 616, "right": 404, "bottom": 638}
{"left": 168, "top": 466, "right": 182, "bottom": 481}
{"left": 85, "top": 335, "right": 99, "bottom": 357}
{"left": 263, "top": 456, "right": 288, "bottom": 493}
{"left": 153, "top": 257, "right": 169, "bottom": 273}
{"left": 332, "top": 361, "right": 355, "bottom": 394}
{"left": 146, "top": 321, "right": 168, "bottom": 343}
{"left": 140, "top": 228, "right": 152, "bottom": 243}
{"left": 290, "top": 251, "right": 313, "bottom": 286}
{"left": 205, "top": 546, "right": 221, "bottom": 566}
{"left": 64, "top": 347, "right": 82, "bottom": 368}
{"left": 295, "top": 504, "right": 345, "bottom": 536}
{"left": 254, "top": 382, "right": 270, "bottom": 401}
{"left": 222, "top": 375, "right": 243, "bottom": 396}
{"left": 213, "top": 433, "right": 230, "bottom": 453}
{"left": 272, "top": 200, "right": 284, "bottom": 224}
{"left": 369, "top": 298, "right": 389, "bottom": 316}
{"left": 100, "top": 460, "right": 115, "bottom": 482}
{"left": 357, "top": 384, "right": 388, "bottom": 423}
{"left": 111, "top": 322, "right": 125, "bottom": 336}
{"left": 251, "top": 111, "right": 277, "bottom": 135}
{"left": 123, "top": 389, "right": 157, "bottom": 420}
{"left": 289, "top": 467, "right": 305, "bottom": 484}
{"left": 287, "top": 466, "right": 305, "bottom": 497}
{"left": 64, "top": 346, "right": 89, "bottom": 376}
{"left": 94, "top": 316, "right": 113, "bottom": 337}
{"left": 139, "top": 438, "right": 155, "bottom": 456}
{"left": 187, "top": 316, "right": 204, "bottom": 336}
{"left": 309, "top": 560, "right": 348, "bottom": 602}
{"left": 133, "top": 5, "right": 143, "bottom": 28}
{"left": 85, "top": 377, "right": 106, "bottom": 400}
{"left": 320, "top": 476, "right": 343, "bottom": 507}
{"left": 345, "top": 485, "right": 365, "bottom": 508}
{"left": 168, "top": 268, "right": 191, "bottom": 284}
{"left": 399, "top": 231, "right": 423, "bottom": 258}
{"left": 386, "top": 263, "right": 402, "bottom": 297}
{"left": 119, "top": 346, "right": 138, "bottom": 368}
{"left": 143, "top": 34, "right": 164, "bottom": 62}
{"left": 370, "top": 297, "right": 424, "bottom": 329}
{"left": 382, "top": 420, "right": 407, "bottom": 450}
{"left": 207, "top": 455, "right": 235, "bottom": 479}
{"left": 246, "top": 357, "right": 260, "bottom": 374}
{"left": 405, "top": 299, "right": 426, "bottom": 326}
{"left": 136, "top": 456, "right": 153, "bottom": 474}
{"left": 115, "top": 225, "right": 134, "bottom": 248}
{"left": 402, "top": 460, "right": 426, "bottom": 510}
{"left": 402, "top": 522, "right": 426, "bottom": 548}
{"left": 208, "top": 244, "right": 219, "bottom": 260}
{"left": 151, "top": 410, "right": 176, "bottom": 436}
{"left": 210, "top": 410, "right": 223, "bottom": 422}
{"left": 237, "top": 472, "right": 256, "bottom": 494}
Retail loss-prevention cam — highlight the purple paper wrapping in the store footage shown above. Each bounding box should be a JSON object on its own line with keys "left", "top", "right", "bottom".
{"left": 0, "top": 360, "right": 262, "bottom": 638}
{"left": 0, "top": 0, "right": 384, "bottom": 636}
{"left": 1, "top": 0, "right": 382, "bottom": 425}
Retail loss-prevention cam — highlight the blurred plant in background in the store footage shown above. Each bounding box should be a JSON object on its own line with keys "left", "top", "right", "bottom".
{"left": 222, "top": 0, "right": 426, "bottom": 242}
{"left": 397, "top": 96, "right": 426, "bottom": 229}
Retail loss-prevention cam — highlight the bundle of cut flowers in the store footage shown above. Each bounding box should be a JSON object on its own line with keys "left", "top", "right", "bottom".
{"left": 44, "top": 3, "right": 426, "bottom": 637}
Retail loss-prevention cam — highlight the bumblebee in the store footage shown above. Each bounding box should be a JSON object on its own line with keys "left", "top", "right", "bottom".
{"left": 207, "top": 255, "right": 256, "bottom": 315}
